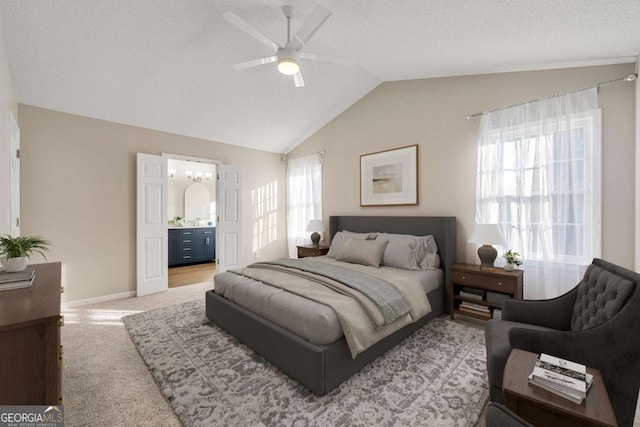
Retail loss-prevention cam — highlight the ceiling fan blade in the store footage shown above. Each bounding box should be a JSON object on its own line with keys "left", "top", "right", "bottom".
{"left": 223, "top": 11, "right": 280, "bottom": 51}
{"left": 293, "top": 72, "right": 305, "bottom": 87}
{"left": 232, "top": 56, "right": 277, "bottom": 70}
{"left": 300, "top": 52, "right": 354, "bottom": 67}
{"left": 287, "top": 5, "right": 331, "bottom": 49}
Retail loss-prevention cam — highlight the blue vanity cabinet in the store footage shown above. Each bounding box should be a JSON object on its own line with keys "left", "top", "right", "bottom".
{"left": 169, "top": 227, "right": 215, "bottom": 267}
{"left": 196, "top": 227, "right": 216, "bottom": 262}
{"left": 178, "top": 229, "right": 196, "bottom": 264}
{"left": 168, "top": 229, "right": 179, "bottom": 265}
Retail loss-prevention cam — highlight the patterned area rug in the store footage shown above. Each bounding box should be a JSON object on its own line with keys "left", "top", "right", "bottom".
{"left": 123, "top": 299, "right": 488, "bottom": 426}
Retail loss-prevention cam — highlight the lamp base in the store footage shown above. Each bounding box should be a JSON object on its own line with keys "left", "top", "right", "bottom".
{"left": 310, "top": 232, "right": 321, "bottom": 246}
{"left": 477, "top": 245, "right": 498, "bottom": 271}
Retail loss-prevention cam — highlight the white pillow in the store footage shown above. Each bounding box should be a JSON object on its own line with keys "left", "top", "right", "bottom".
{"left": 336, "top": 238, "right": 389, "bottom": 267}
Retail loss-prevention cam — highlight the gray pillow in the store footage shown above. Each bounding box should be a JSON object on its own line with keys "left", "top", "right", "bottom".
{"left": 377, "top": 233, "right": 440, "bottom": 270}
{"left": 336, "top": 238, "right": 389, "bottom": 267}
{"left": 327, "top": 230, "right": 378, "bottom": 258}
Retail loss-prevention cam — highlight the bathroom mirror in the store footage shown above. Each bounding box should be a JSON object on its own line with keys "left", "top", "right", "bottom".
{"left": 184, "top": 183, "right": 211, "bottom": 221}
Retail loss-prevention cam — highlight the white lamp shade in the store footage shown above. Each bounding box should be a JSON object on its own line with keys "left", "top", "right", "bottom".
{"left": 468, "top": 224, "right": 507, "bottom": 246}
{"left": 306, "top": 219, "right": 325, "bottom": 233}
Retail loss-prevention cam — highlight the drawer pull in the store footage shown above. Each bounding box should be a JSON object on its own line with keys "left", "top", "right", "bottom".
{"left": 183, "top": 256, "right": 192, "bottom": 259}
{"left": 497, "top": 282, "right": 502, "bottom": 286}
{"left": 461, "top": 276, "right": 466, "bottom": 280}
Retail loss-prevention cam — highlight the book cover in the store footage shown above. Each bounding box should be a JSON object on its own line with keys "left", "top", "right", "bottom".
{"left": 531, "top": 366, "right": 587, "bottom": 397}
{"left": 460, "top": 301, "right": 490, "bottom": 311}
{"left": 459, "top": 291, "right": 484, "bottom": 301}
{"left": 0, "top": 276, "right": 34, "bottom": 291}
{"left": 528, "top": 373, "right": 584, "bottom": 404}
{"left": 458, "top": 305, "right": 491, "bottom": 318}
{"left": 538, "top": 353, "right": 586, "bottom": 377}
{"left": 0, "top": 268, "right": 35, "bottom": 283}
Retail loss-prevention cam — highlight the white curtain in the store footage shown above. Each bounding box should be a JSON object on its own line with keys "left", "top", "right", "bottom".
{"left": 286, "top": 153, "right": 322, "bottom": 258}
{"left": 476, "top": 88, "right": 601, "bottom": 299}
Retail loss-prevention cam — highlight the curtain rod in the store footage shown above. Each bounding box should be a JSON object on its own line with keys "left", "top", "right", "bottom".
{"left": 281, "top": 149, "right": 325, "bottom": 162}
{"left": 464, "top": 73, "right": 637, "bottom": 121}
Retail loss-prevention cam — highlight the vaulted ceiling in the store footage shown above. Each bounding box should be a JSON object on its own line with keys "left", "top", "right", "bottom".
{"left": 1, "top": 1, "right": 639, "bottom": 153}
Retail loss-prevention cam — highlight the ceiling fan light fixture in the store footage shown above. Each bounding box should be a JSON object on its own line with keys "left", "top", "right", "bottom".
{"left": 277, "top": 58, "right": 299, "bottom": 75}
{"left": 277, "top": 47, "right": 300, "bottom": 75}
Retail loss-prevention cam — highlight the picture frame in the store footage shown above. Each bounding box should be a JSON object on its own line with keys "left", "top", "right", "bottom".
{"left": 360, "top": 144, "right": 418, "bottom": 206}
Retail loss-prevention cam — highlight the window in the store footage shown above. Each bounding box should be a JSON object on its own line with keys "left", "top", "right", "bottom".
{"left": 476, "top": 88, "right": 601, "bottom": 297}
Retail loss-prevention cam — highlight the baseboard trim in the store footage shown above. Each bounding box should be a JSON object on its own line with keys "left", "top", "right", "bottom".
{"left": 62, "top": 290, "right": 136, "bottom": 309}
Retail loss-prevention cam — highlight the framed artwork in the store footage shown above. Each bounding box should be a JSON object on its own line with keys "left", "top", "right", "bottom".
{"left": 360, "top": 144, "right": 418, "bottom": 206}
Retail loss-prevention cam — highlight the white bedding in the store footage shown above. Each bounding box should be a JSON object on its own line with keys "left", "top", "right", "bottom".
{"left": 214, "top": 258, "right": 443, "bottom": 347}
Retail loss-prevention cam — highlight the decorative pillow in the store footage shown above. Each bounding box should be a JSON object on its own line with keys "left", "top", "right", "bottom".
{"left": 336, "top": 238, "right": 389, "bottom": 268}
{"left": 377, "top": 233, "right": 440, "bottom": 270}
{"left": 327, "top": 230, "right": 378, "bottom": 258}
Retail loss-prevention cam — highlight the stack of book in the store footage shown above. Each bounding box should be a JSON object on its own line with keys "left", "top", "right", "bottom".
{"left": 492, "top": 308, "right": 502, "bottom": 319}
{"left": 528, "top": 353, "right": 594, "bottom": 404}
{"left": 458, "top": 301, "right": 491, "bottom": 319}
{"left": 0, "top": 268, "right": 36, "bottom": 291}
{"left": 459, "top": 287, "right": 485, "bottom": 301}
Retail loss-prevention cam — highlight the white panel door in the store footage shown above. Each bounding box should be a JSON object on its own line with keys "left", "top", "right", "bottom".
{"left": 136, "top": 153, "right": 168, "bottom": 296}
{"left": 9, "top": 112, "right": 19, "bottom": 236}
{"left": 216, "top": 164, "right": 241, "bottom": 273}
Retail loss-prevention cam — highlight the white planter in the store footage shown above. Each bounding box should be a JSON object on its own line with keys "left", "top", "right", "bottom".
{"left": 0, "top": 256, "right": 30, "bottom": 272}
{"left": 504, "top": 263, "right": 515, "bottom": 271}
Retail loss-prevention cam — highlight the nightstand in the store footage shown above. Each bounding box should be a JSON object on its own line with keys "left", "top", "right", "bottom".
{"left": 297, "top": 245, "right": 329, "bottom": 258}
{"left": 449, "top": 263, "right": 523, "bottom": 321}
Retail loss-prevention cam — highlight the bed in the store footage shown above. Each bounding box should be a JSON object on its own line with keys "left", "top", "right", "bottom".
{"left": 205, "top": 215, "right": 456, "bottom": 396}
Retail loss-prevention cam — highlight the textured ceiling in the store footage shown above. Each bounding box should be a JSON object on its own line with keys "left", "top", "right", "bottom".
{"left": 1, "top": 0, "right": 639, "bottom": 153}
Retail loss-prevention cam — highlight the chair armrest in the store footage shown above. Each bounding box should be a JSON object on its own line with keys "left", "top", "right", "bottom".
{"left": 485, "top": 402, "right": 533, "bottom": 427}
{"left": 502, "top": 287, "right": 577, "bottom": 330}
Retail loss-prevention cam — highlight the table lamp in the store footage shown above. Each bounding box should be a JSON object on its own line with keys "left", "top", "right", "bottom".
{"left": 306, "top": 220, "right": 325, "bottom": 246}
{"left": 468, "top": 224, "right": 507, "bottom": 270}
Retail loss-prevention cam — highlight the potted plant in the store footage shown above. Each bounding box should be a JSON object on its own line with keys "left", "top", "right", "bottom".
{"left": 503, "top": 250, "right": 523, "bottom": 271}
{"left": 0, "top": 235, "right": 51, "bottom": 272}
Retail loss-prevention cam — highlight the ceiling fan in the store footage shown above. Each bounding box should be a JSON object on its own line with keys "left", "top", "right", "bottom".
{"left": 223, "top": 4, "right": 354, "bottom": 87}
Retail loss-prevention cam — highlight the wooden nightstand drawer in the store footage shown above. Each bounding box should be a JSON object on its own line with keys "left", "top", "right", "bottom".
{"left": 452, "top": 271, "right": 517, "bottom": 293}
{"left": 297, "top": 245, "right": 329, "bottom": 258}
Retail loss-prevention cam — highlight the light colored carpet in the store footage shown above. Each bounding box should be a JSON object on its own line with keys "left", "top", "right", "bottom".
{"left": 124, "top": 300, "right": 489, "bottom": 426}
{"left": 61, "top": 281, "right": 213, "bottom": 427}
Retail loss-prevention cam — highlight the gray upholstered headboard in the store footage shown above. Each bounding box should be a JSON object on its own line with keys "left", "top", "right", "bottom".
{"left": 329, "top": 215, "right": 457, "bottom": 312}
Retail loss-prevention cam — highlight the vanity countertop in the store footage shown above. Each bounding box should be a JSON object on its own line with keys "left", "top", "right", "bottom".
{"left": 168, "top": 225, "right": 215, "bottom": 229}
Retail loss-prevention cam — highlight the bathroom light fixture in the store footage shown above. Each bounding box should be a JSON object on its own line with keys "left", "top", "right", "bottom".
{"left": 168, "top": 168, "right": 176, "bottom": 178}
{"left": 204, "top": 172, "right": 213, "bottom": 181}
{"left": 186, "top": 170, "right": 193, "bottom": 180}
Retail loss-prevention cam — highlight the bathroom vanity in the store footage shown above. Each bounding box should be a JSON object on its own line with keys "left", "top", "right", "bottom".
{"left": 168, "top": 226, "right": 216, "bottom": 266}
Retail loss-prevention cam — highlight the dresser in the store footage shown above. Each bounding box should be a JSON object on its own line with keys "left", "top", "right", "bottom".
{"left": 0, "top": 262, "right": 63, "bottom": 405}
{"left": 168, "top": 227, "right": 216, "bottom": 266}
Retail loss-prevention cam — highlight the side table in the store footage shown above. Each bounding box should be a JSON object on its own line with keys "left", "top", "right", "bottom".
{"left": 503, "top": 348, "right": 617, "bottom": 427}
{"left": 449, "top": 263, "right": 523, "bottom": 321}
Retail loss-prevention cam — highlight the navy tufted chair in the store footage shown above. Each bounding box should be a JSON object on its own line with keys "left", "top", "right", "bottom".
{"left": 485, "top": 258, "right": 640, "bottom": 427}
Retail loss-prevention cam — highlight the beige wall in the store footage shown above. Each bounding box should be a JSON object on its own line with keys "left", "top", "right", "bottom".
{"left": 290, "top": 64, "right": 637, "bottom": 269}
{"left": 0, "top": 23, "right": 18, "bottom": 235}
{"left": 18, "top": 105, "right": 287, "bottom": 303}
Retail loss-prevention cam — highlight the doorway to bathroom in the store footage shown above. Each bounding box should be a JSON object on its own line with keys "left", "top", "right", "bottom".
{"left": 167, "top": 157, "right": 217, "bottom": 288}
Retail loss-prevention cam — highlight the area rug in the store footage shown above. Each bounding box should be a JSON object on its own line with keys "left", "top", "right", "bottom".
{"left": 123, "top": 299, "right": 489, "bottom": 426}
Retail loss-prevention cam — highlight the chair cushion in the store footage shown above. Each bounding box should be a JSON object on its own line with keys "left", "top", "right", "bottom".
{"left": 571, "top": 263, "right": 635, "bottom": 331}
{"left": 485, "top": 320, "right": 557, "bottom": 392}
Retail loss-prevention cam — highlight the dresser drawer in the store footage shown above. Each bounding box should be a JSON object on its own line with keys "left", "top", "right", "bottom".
{"left": 451, "top": 271, "right": 517, "bottom": 293}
